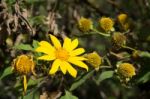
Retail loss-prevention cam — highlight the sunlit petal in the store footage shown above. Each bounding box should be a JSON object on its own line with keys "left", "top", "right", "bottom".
{"left": 49, "top": 59, "right": 61, "bottom": 74}
{"left": 64, "top": 61, "right": 77, "bottom": 78}
{"left": 49, "top": 34, "right": 61, "bottom": 48}
{"left": 39, "top": 41, "right": 55, "bottom": 50}
{"left": 35, "top": 46, "right": 55, "bottom": 55}
{"left": 68, "top": 58, "right": 88, "bottom": 71}
{"left": 60, "top": 61, "right": 67, "bottom": 74}
{"left": 38, "top": 55, "right": 55, "bottom": 61}
{"left": 70, "top": 48, "right": 85, "bottom": 56}
{"left": 68, "top": 56, "right": 87, "bottom": 61}
{"left": 70, "top": 39, "right": 78, "bottom": 50}
{"left": 63, "top": 37, "right": 72, "bottom": 52}
{"left": 31, "top": 61, "right": 36, "bottom": 76}
{"left": 23, "top": 75, "right": 27, "bottom": 94}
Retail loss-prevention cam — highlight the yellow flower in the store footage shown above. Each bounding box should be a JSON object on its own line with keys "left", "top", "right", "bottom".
{"left": 99, "top": 17, "right": 114, "bottom": 32}
{"left": 117, "top": 14, "right": 130, "bottom": 30}
{"left": 78, "top": 17, "right": 93, "bottom": 32}
{"left": 118, "top": 14, "right": 127, "bottom": 25}
{"left": 112, "top": 32, "right": 126, "bottom": 48}
{"left": 84, "top": 51, "right": 102, "bottom": 69}
{"left": 12, "top": 55, "right": 36, "bottom": 94}
{"left": 117, "top": 63, "right": 136, "bottom": 78}
{"left": 35, "top": 35, "right": 88, "bottom": 78}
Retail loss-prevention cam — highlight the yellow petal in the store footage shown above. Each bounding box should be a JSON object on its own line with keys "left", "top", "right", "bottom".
{"left": 23, "top": 75, "right": 27, "bottom": 94}
{"left": 60, "top": 61, "right": 67, "bottom": 74}
{"left": 63, "top": 37, "right": 72, "bottom": 52}
{"left": 68, "top": 56, "right": 87, "bottom": 61}
{"left": 49, "top": 59, "right": 61, "bottom": 74}
{"left": 63, "top": 61, "right": 77, "bottom": 78}
{"left": 31, "top": 61, "right": 36, "bottom": 76}
{"left": 49, "top": 34, "right": 61, "bottom": 48}
{"left": 38, "top": 55, "right": 55, "bottom": 61}
{"left": 70, "top": 48, "right": 85, "bottom": 56}
{"left": 35, "top": 46, "right": 55, "bottom": 55}
{"left": 68, "top": 58, "right": 88, "bottom": 71}
{"left": 39, "top": 41, "right": 55, "bottom": 51}
{"left": 70, "top": 39, "right": 78, "bottom": 50}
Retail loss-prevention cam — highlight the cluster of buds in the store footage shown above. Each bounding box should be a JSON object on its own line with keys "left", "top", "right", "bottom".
{"left": 78, "top": 17, "right": 114, "bottom": 34}
{"left": 78, "top": 14, "right": 136, "bottom": 84}
{"left": 78, "top": 13, "right": 130, "bottom": 34}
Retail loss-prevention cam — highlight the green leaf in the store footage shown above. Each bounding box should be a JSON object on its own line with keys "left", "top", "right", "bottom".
{"left": 60, "top": 91, "right": 78, "bottom": 99}
{"left": 95, "top": 71, "right": 114, "bottom": 85}
{"left": 22, "top": 89, "right": 40, "bottom": 99}
{"left": 69, "top": 70, "right": 95, "bottom": 91}
{"left": 32, "top": 40, "right": 39, "bottom": 50}
{"left": 18, "top": 78, "right": 44, "bottom": 99}
{"left": 0, "top": 66, "right": 13, "bottom": 79}
{"left": 14, "top": 43, "right": 33, "bottom": 51}
{"left": 139, "top": 51, "right": 150, "bottom": 58}
{"left": 28, "top": 77, "right": 43, "bottom": 87}
{"left": 137, "top": 72, "right": 150, "bottom": 83}
{"left": 14, "top": 77, "right": 43, "bottom": 89}
{"left": 24, "top": 92, "right": 39, "bottom": 99}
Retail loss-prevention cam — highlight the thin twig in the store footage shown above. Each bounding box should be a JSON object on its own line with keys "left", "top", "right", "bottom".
{"left": 109, "top": 51, "right": 124, "bottom": 59}
{"left": 15, "top": 0, "right": 34, "bottom": 35}
{"left": 122, "top": 45, "right": 136, "bottom": 51}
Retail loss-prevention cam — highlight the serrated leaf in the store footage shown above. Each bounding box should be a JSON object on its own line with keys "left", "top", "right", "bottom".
{"left": 60, "top": 91, "right": 78, "bottom": 99}
{"left": 14, "top": 43, "right": 33, "bottom": 51}
{"left": 95, "top": 71, "right": 114, "bottom": 85}
{"left": 69, "top": 70, "right": 94, "bottom": 91}
{"left": 0, "top": 66, "right": 13, "bottom": 79}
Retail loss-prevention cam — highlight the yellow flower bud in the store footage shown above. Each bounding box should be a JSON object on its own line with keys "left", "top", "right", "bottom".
{"left": 99, "top": 17, "right": 114, "bottom": 32}
{"left": 117, "top": 14, "right": 130, "bottom": 30}
{"left": 78, "top": 17, "right": 93, "bottom": 32}
{"left": 84, "top": 51, "right": 102, "bottom": 68}
{"left": 12, "top": 55, "right": 35, "bottom": 75}
{"left": 118, "top": 14, "right": 127, "bottom": 25}
{"left": 112, "top": 32, "right": 126, "bottom": 48}
{"left": 117, "top": 63, "right": 136, "bottom": 78}
{"left": 12, "top": 54, "right": 36, "bottom": 94}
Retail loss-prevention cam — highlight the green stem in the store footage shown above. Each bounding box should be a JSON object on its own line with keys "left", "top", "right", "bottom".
{"left": 100, "top": 66, "right": 112, "bottom": 69}
{"left": 122, "top": 45, "right": 136, "bottom": 51}
{"left": 92, "top": 29, "right": 110, "bottom": 37}
{"left": 103, "top": 56, "right": 112, "bottom": 66}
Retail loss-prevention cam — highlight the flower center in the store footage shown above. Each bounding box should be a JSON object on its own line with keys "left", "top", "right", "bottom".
{"left": 55, "top": 48, "right": 69, "bottom": 61}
